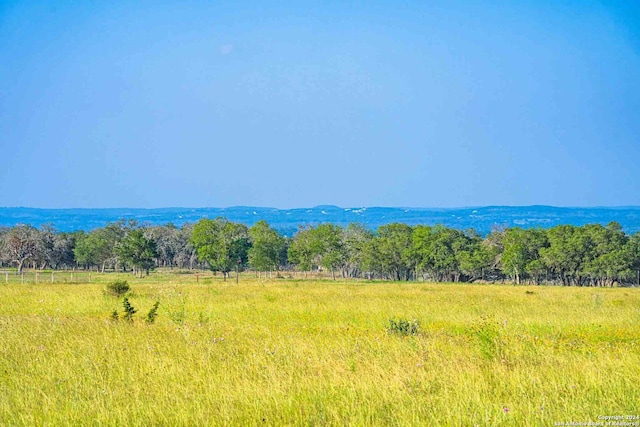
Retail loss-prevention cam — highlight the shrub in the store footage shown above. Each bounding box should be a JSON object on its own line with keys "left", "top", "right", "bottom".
{"left": 106, "top": 280, "right": 130, "bottom": 297}
{"left": 146, "top": 301, "right": 160, "bottom": 324}
{"left": 122, "top": 297, "right": 137, "bottom": 322}
{"left": 387, "top": 318, "right": 421, "bottom": 336}
{"left": 110, "top": 310, "right": 119, "bottom": 322}
{"left": 470, "top": 318, "right": 505, "bottom": 361}
{"left": 168, "top": 297, "right": 186, "bottom": 325}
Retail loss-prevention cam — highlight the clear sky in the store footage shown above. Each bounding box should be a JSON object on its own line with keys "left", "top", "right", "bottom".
{"left": 1, "top": 1, "right": 639, "bottom": 208}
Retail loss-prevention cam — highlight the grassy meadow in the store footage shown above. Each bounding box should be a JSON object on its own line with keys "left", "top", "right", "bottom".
{"left": 0, "top": 272, "right": 639, "bottom": 426}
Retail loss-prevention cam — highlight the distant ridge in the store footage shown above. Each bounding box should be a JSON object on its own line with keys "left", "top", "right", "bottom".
{"left": 1, "top": 206, "right": 640, "bottom": 236}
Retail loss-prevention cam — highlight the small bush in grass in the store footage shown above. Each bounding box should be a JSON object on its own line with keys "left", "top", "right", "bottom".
{"left": 110, "top": 310, "right": 119, "bottom": 322}
{"left": 106, "top": 280, "right": 130, "bottom": 297}
{"left": 122, "top": 297, "right": 136, "bottom": 322}
{"left": 471, "top": 318, "right": 503, "bottom": 361}
{"left": 146, "top": 301, "right": 160, "bottom": 324}
{"left": 387, "top": 318, "right": 421, "bottom": 336}
{"left": 168, "top": 297, "right": 186, "bottom": 325}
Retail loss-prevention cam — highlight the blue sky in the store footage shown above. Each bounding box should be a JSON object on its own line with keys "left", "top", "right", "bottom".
{"left": 1, "top": 1, "right": 639, "bottom": 208}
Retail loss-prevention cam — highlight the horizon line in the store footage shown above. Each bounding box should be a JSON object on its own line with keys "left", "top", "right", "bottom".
{"left": 2, "top": 204, "right": 640, "bottom": 211}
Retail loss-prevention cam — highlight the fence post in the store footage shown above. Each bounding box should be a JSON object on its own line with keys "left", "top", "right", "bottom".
{"left": 51, "top": 271, "right": 54, "bottom": 283}
{"left": 71, "top": 272, "right": 73, "bottom": 283}
{"left": 35, "top": 272, "right": 38, "bottom": 284}
{"left": 21, "top": 273, "right": 24, "bottom": 284}
{"left": 5, "top": 272, "right": 8, "bottom": 284}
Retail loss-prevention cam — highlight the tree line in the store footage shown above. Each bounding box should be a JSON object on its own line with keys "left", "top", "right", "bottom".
{"left": 1, "top": 218, "right": 639, "bottom": 286}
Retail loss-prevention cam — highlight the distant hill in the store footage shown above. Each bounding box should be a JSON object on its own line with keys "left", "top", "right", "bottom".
{"left": 2, "top": 206, "right": 640, "bottom": 236}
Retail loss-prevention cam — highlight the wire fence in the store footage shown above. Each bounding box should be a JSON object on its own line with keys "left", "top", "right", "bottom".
{"left": 0, "top": 269, "right": 247, "bottom": 285}
{"left": 0, "top": 271, "right": 95, "bottom": 285}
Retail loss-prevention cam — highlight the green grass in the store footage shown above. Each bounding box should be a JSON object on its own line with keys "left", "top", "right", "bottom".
{"left": 1, "top": 273, "right": 639, "bottom": 425}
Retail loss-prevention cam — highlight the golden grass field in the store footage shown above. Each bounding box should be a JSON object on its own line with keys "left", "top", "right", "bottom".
{"left": 1, "top": 272, "right": 639, "bottom": 426}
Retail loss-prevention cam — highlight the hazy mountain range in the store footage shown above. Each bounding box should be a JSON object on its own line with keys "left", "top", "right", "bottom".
{"left": 2, "top": 206, "right": 640, "bottom": 236}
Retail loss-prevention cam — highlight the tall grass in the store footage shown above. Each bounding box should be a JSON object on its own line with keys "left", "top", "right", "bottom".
{"left": 0, "top": 274, "right": 638, "bottom": 425}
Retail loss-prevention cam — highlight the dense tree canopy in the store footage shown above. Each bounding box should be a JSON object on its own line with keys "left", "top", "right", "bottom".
{"left": 191, "top": 218, "right": 250, "bottom": 279}
{"left": 1, "top": 218, "right": 640, "bottom": 286}
{"left": 118, "top": 229, "right": 158, "bottom": 277}
{"left": 248, "top": 220, "right": 287, "bottom": 274}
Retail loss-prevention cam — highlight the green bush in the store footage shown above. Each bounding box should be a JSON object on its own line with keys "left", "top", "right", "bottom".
{"left": 106, "top": 280, "right": 130, "bottom": 297}
{"left": 146, "top": 301, "right": 160, "bottom": 324}
{"left": 470, "top": 319, "right": 504, "bottom": 361}
{"left": 122, "top": 297, "right": 137, "bottom": 322}
{"left": 387, "top": 318, "right": 421, "bottom": 336}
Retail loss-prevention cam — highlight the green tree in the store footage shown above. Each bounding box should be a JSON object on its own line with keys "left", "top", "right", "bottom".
{"left": 583, "top": 222, "right": 631, "bottom": 286}
{"left": 412, "top": 225, "right": 473, "bottom": 282}
{"left": 288, "top": 226, "right": 317, "bottom": 276}
{"left": 174, "top": 223, "right": 199, "bottom": 269}
{"left": 371, "top": 223, "right": 415, "bottom": 281}
{"left": 74, "top": 229, "right": 112, "bottom": 272}
{"left": 360, "top": 235, "right": 384, "bottom": 279}
{"left": 74, "top": 220, "right": 134, "bottom": 272}
{"left": 540, "top": 225, "right": 595, "bottom": 286}
{"left": 500, "top": 228, "right": 548, "bottom": 284}
{"left": 310, "top": 224, "right": 346, "bottom": 280}
{"left": 623, "top": 233, "right": 640, "bottom": 286}
{"left": 118, "top": 229, "right": 158, "bottom": 277}
{"left": 248, "top": 220, "right": 286, "bottom": 276}
{"left": 343, "top": 223, "right": 374, "bottom": 278}
{"left": 457, "top": 230, "right": 494, "bottom": 282}
{"left": 191, "top": 218, "right": 250, "bottom": 280}
{"left": 145, "top": 223, "right": 183, "bottom": 268}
